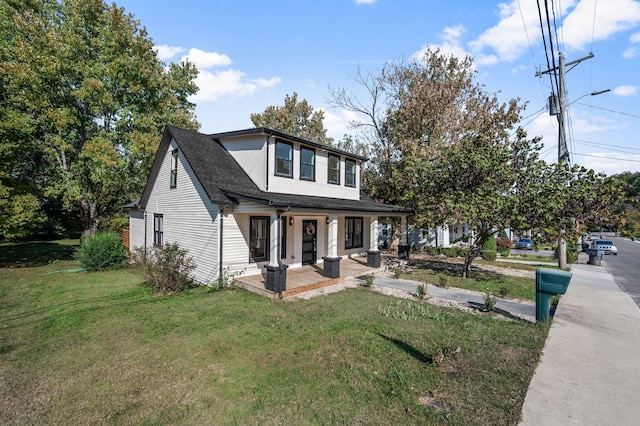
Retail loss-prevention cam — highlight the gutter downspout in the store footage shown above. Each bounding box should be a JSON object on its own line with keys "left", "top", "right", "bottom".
{"left": 219, "top": 205, "right": 227, "bottom": 279}
{"left": 143, "top": 210, "right": 147, "bottom": 260}
{"left": 265, "top": 135, "right": 270, "bottom": 191}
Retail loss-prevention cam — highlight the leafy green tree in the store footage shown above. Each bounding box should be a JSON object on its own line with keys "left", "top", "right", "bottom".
{"left": 0, "top": 0, "right": 199, "bottom": 237}
{"left": 251, "top": 92, "right": 333, "bottom": 146}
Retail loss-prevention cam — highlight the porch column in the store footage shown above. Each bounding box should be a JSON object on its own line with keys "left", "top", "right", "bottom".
{"left": 367, "top": 215, "right": 381, "bottom": 267}
{"left": 398, "top": 215, "right": 410, "bottom": 259}
{"left": 322, "top": 214, "right": 340, "bottom": 278}
{"left": 265, "top": 211, "right": 287, "bottom": 295}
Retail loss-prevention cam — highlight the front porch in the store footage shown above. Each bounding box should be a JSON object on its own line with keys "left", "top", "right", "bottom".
{"left": 233, "top": 257, "right": 385, "bottom": 299}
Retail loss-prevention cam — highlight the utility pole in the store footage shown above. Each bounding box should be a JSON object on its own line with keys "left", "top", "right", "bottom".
{"left": 536, "top": 51, "right": 594, "bottom": 268}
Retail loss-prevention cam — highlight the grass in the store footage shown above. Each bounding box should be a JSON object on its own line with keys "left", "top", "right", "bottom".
{"left": 398, "top": 258, "right": 537, "bottom": 300}
{"left": 1, "top": 241, "right": 548, "bottom": 425}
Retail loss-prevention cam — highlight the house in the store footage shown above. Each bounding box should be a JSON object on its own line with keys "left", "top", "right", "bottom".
{"left": 128, "top": 125, "right": 408, "bottom": 295}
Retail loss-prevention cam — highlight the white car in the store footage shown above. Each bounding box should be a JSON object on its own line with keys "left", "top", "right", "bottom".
{"left": 592, "top": 239, "right": 618, "bottom": 255}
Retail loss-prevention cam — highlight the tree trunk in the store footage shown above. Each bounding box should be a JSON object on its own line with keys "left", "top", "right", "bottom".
{"left": 462, "top": 229, "right": 490, "bottom": 279}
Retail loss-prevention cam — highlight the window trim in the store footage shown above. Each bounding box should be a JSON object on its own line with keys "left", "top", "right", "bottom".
{"left": 274, "top": 140, "right": 293, "bottom": 178}
{"left": 345, "top": 216, "right": 363, "bottom": 249}
{"left": 328, "top": 154, "right": 341, "bottom": 185}
{"left": 153, "top": 214, "right": 163, "bottom": 246}
{"left": 345, "top": 159, "right": 356, "bottom": 187}
{"left": 170, "top": 149, "right": 178, "bottom": 188}
{"left": 249, "top": 216, "right": 270, "bottom": 262}
{"left": 300, "top": 146, "right": 316, "bottom": 181}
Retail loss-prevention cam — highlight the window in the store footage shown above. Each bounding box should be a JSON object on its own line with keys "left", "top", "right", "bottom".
{"left": 345, "top": 217, "right": 363, "bottom": 249}
{"left": 328, "top": 154, "right": 340, "bottom": 184}
{"left": 170, "top": 149, "right": 178, "bottom": 188}
{"left": 300, "top": 146, "right": 315, "bottom": 181}
{"left": 153, "top": 214, "right": 163, "bottom": 246}
{"left": 250, "top": 216, "right": 270, "bottom": 261}
{"left": 345, "top": 159, "right": 356, "bottom": 187}
{"left": 275, "top": 140, "right": 293, "bottom": 177}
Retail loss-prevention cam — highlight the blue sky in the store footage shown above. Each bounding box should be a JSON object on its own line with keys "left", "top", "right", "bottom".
{"left": 117, "top": 0, "right": 640, "bottom": 176}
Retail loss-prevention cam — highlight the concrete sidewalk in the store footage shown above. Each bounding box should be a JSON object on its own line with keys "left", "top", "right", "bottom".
{"left": 519, "top": 262, "right": 640, "bottom": 425}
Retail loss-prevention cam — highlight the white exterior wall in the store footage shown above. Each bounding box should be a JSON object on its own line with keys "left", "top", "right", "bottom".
{"left": 137, "top": 138, "right": 220, "bottom": 285}
{"left": 219, "top": 136, "right": 268, "bottom": 191}
{"left": 268, "top": 139, "right": 361, "bottom": 200}
{"left": 129, "top": 210, "right": 145, "bottom": 250}
{"left": 222, "top": 135, "right": 361, "bottom": 200}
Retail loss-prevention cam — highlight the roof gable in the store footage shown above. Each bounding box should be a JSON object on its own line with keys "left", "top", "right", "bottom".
{"left": 137, "top": 125, "right": 405, "bottom": 214}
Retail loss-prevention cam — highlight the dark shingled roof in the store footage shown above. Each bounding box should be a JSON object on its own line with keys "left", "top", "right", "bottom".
{"left": 137, "top": 125, "right": 405, "bottom": 214}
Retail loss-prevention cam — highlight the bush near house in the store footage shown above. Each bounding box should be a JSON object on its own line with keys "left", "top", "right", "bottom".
{"left": 75, "top": 232, "right": 127, "bottom": 271}
{"left": 136, "top": 242, "right": 196, "bottom": 294}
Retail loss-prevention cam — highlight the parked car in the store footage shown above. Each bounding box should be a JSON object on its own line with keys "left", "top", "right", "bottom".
{"left": 592, "top": 239, "right": 618, "bottom": 255}
{"left": 515, "top": 238, "right": 534, "bottom": 250}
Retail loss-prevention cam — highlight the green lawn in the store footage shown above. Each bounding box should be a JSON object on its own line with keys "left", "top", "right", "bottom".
{"left": 1, "top": 241, "right": 548, "bottom": 425}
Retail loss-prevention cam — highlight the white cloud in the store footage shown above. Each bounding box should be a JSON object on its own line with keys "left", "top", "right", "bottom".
{"left": 322, "top": 108, "right": 362, "bottom": 141}
{"left": 192, "top": 68, "right": 281, "bottom": 102}
{"left": 623, "top": 46, "right": 639, "bottom": 58}
{"left": 413, "top": 25, "right": 473, "bottom": 63}
{"left": 632, "top": 31, "right": 640, "bottom": 42}
{"left": 355, "top": 0, "right": 376, "bottom": 4}
{"left": 469, "top": 0, "right": 546, "bottom": 63}
{"left": 181, "top": 48, "right": 232, "bottom": 69}
{"left": 614, "top": 85, "right": 638, "bottom": 96}
{"left": 154, "top": 45, "right": 185, "bottom": 60}
{"left": 562, "top": 0, "right": 640, "bottom": 50}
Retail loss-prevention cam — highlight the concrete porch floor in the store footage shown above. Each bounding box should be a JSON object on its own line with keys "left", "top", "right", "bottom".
{"left": 233, "top": 257, "right": 384, "bottom": 299}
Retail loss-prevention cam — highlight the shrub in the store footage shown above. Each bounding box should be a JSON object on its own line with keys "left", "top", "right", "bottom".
{"left": 437, "top": 273, "right": 448, "bottom": 288}
{"left": 496, "top": 237, "right": 512, "bottom": 250}
{"left": 484, "top": 235, "right": 497, "bottom": 251}
{"left": 499, "top": 249, "right": 510, "bottom": 258}
{"left": 566, "top": 248, "right": 578, "bottom": 264}
{"left": 138, "top": 243, "right": 196, "bottom": 294}
{"left": 483, "top": 290, "right": 498, "bottom": 312}
{"left": 362, "top": 273, "right": 375, "bottom": 287}
{"left": 481, "top": 250, "right": 497, "bottom": 261}
{"left": 76, "top": 232, "right": 126, "bottom": 271}
{"left": 210, "top": 266, "right": 244, "bottom": 292}
{"left": 416, "top": 283, "right": 427, "bottom": 299}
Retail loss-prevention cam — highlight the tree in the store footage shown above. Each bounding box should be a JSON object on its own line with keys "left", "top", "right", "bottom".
{"left": 329, "top": 50, "right": 524, "bottom": 275}
{"left": 329, "top": 48, "right": 617, "bottom": 276}
{"left": 251, "top": 92, "right": 333, "bottom": 146}
{"left": 0, "top": 0, "right": 199, "bottom": 237}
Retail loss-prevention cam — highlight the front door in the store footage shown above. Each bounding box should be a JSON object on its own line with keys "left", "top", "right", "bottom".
{"left": 302, "top": 220, "right": 317, "bottom": 265}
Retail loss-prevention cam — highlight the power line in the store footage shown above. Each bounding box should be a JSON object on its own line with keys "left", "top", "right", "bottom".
{"left": 573, "top": 138, "right": 640, "bottom": 153}
{"left": 572, "top": 151, "right": 640, "bottom": 164}
{"left": 574, "top": 102, "right": 640, "bottom": 119}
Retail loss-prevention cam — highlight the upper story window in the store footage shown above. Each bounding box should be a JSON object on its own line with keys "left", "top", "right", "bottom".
{"left": 328, "top": 154, "right": 340, "bottom": 184}
{"left": 345, "top": 159, "right": 356, "bottom": 187}
{"left": 170, "top": 149, "right": 178, "bottom": 188}
{"left": 300, "top": 146, "right": 315, "bottom": 181}
{"left": 275, "top": 140, "right": 293, "bottom": 177}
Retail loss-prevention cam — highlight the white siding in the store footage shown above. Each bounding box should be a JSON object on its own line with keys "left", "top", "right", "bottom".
{"left": 221, "top": 211, "right": 264, "bottom": 278}
{"left": 141, "top": 138, "right": 220, "bottom": 285}
{"left": 129, "top": 209, "right": 145, "bottom": 250}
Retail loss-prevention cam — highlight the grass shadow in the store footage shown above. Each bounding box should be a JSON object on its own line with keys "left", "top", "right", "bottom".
{"left": 0, "top": 240, "right": 79, "bottom": 268}
{"left": 378, "top": 333, "right": 433, "bottom": 364}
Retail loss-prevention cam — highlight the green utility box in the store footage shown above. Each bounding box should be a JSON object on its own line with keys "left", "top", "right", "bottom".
{"left": 536, "top": 268, "right": 572, "bottom": 323}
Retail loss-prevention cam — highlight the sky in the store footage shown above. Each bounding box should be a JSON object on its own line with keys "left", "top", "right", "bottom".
{"left": 116, "top": 0, "right": 640, "bottom": 176}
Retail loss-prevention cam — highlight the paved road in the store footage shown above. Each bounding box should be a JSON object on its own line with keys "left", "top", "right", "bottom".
{"left": 602, "top": 236, "right": 640, "bottom": 308}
